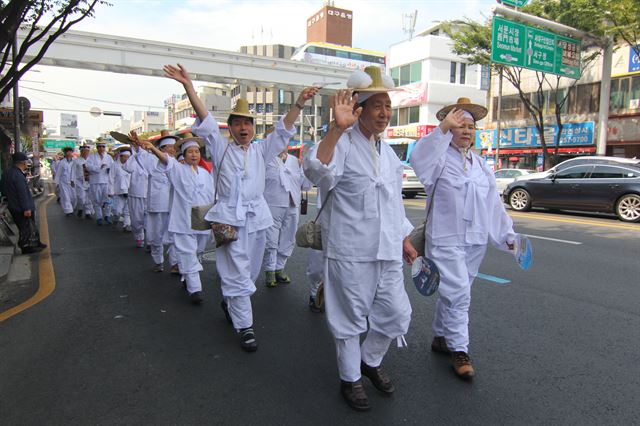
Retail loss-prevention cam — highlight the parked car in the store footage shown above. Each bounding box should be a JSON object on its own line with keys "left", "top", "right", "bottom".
{"left": 494, "top": 168, "right": 536, "bottom": 193}
{"left": 402, "top": 165, "right": 423, "bottom": 199}
{"left": 514, "top": 156, "right": 640, "bottom": 183}
{"left": 504, "top": 163, "right": 640, "bottom": 222}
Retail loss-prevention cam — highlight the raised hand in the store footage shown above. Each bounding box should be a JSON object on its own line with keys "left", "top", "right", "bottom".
{"left": 297, "top": 86, "right": 320, "bottom": 105}
{"left": 332, "top": 89, "right": 361, "bottom": 131}
{"left": 163, "top": 63, "right": 192, "bottom": 86}
{"left": 128, "top": 131, "right": 141, "bottom": 147}
{"left": 440, "top": 108, "right": 466, "bottom": 134}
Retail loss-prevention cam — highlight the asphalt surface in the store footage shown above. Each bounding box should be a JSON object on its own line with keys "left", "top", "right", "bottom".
{"left": 1, "top": 190, "right": 639, "bottom": 425}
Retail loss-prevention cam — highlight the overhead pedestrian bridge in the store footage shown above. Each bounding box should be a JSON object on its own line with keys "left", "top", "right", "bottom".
{"left": 16, "top": 29, "right": 351, "bottom": 91}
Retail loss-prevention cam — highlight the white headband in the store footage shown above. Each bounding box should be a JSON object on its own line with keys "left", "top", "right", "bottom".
{"left": 177, "top": 154, "right": 184, "bottom": 161}
{"left": 119, "top": 150, "right": 131, "bottom": 156}
{"left": 181, "top": 140, "right": 199, "bottom": 154}
{"left": 461, "top": 110, "right": 474, "bottom": 121}
{"left": 356, "top": 92, "right": 378, "bottom": 104}
{"left": 158, "top": 137, "right": 176, "bottom": 148}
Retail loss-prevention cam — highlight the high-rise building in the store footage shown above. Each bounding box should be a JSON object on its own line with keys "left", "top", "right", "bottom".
{"left": 306, "top": 1, "right": 353, "bottom": 47}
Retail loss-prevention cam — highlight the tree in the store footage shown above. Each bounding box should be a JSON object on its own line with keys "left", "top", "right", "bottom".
{"left": 0, "top": 0, "right": 110, "bottom": 104}
{"left": 603, "top": 0, "right": 640, "bottom": 58}
{"left": 443, "top": 0, "right": 610, "bottom": 169}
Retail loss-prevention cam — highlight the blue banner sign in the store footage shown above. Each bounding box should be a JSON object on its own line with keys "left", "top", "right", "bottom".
{"left": 476, "top": 121, "right": 594, "bottom": 149}
{"left": 629, "top": 45, "right": 640, "bottom": 73}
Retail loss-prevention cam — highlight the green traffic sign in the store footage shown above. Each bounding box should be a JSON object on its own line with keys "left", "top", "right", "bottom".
{"left": 501, "top": 0, "right": 529, "bottom": 7}
{"left": 43, "top": 139, "right": 76, "bottom": 149}
{"left": 491, "top": 16, "right": 581, "bottom": 79}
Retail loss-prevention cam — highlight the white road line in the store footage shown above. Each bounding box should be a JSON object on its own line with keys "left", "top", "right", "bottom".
{"left": 523, "top": 234, "right": 583, "bottom": 245}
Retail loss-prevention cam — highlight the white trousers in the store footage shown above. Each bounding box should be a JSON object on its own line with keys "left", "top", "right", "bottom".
{"left": 128, "top": 196, "right": 146, "bottom": 241}
{"left": 58, "top": 182, "right": 76, "bottom": 214}
{"left": 114, "top": 195, "right": 131, "bottom": 226}
{"left": 172, "top": 232, "right": 210, "bottom": 294}
{"left": 426, "top": 244, "right": 487, "bottom": 353}
{"left": 75, "top": 184, "right": 93, "bottom": 214}
{"left": 335, "top": 330, "right": 394, "bottom": 382}
{"left": 263, "top": 205, "right": 299, "bottom": 271}
{"left": 216, "top": 226, "right": 266, "bottom": 330}
{"left": 306, "top": 249, "right": 324, "bottom": 297}
{"left": 90, "top": 183, "right": 109, "bottom": 219}
{"left": 325, "top": 259, "right": 412, "bottom": 381}
{"left": 147, "top": 212, "right": 169, "bottom": 264}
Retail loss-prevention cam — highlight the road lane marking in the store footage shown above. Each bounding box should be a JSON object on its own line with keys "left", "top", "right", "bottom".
{"left": 523, "top": 234, "right": 582, "bottom": 245}
{"left": 508, "top": 211, "right": 640, "bottom": 231}
{"left": 477, "top": 273, "right": 511, "bottom": 285}
{"left": 0, "top": 194, "right": 56, "bottom": 322}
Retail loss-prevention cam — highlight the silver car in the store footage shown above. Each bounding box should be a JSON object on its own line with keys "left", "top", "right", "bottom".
{"left": 494, "top": 168, "right": 536, "bottom": 194}
{"left": 402, "top": 165, "right": 423, "bottom": 199}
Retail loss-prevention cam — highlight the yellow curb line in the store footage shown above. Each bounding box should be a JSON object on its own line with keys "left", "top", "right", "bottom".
{"left": 0, "top": 194, "right": 56, "bottom": 322}
{"left": 508, "top": 211, "right": 640, "bottom": 231}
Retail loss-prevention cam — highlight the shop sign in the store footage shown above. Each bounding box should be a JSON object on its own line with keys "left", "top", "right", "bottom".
{"left": 387, "top": 124, "right": 436, "bottom": 138}
{"left": 475, "top": 121, "right": 594, "bottom": 149}
{"left": 389, "top": 82, "right": 427, "bottom": 107}
{"left": 43, "top": 139, "right": 76, "bottom": 149}
{"left": 629, "top": 45, "right": 640, "bottom": 73}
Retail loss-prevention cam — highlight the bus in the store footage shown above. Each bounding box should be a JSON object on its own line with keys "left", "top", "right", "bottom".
{"left": 386, "top": 138, "right": 417, "bottom": 165}
{"left": 291, "top": 42, "right": 385, "bottom": 71}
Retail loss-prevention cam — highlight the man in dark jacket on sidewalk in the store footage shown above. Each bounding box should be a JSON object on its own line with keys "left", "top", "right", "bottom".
{"left": 0, "top": 152, "right": 47, "bottom": 254}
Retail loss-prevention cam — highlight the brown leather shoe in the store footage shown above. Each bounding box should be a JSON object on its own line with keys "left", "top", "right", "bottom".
{"left": 340, "top": 379, "right": 371, "bottom": 411}
{"left": 431, "top": 336, "right": 451, "bottom": 355}
{"left": 451, "top": 351, "right": 475, "bottom": 381}
{"left": 361, "top": 361, "right": 395, "bottom": 394}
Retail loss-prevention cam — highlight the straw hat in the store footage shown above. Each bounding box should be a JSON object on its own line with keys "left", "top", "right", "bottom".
{"left": 175, "top": 132, "right": 205, "bottom": 153}
{"left": 436, "top": 97, "right": 488, "bottom": 121}
{"left": 347, "top": 66, "right": 397, "bottom": 93}
{"left": 109, "top": 131, "right": 132, "bottom": 144}
{"left": 228, "top": 99, "right": 254, "bottom": 120}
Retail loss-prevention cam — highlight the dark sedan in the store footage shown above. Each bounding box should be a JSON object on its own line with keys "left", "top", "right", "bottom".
{"left": 505, "top": 163, "right": 640, "bottom": 222}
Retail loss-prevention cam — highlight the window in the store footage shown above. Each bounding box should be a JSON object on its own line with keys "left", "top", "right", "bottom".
{"left": 450, "top": 62, "right": 457, "bottom": 83}
{"left": 391, "top": 106, "right": 420, "bottom": 126}
{"left": 336, "top": 50, "right": 349, "bottom": 58}
{"left": 574, "top": 83, "right": 600, "bottom": 114}
{"left": 400, "top": 65, "right": 411, "bottom": 85}
{"left": 459, "top": 63, "right": 466, "bottom": 84}
{"left": 410, "top": 62, "right": 422, "bottom": 83}
{"left": 390, "top": 61, "right": 422, "bottom": 86}
{"left": 555, "top": 165, "right": 593, "bottom": 179}
{"left": 494, "top": 170, "right": 508, "bottom": 178}
{"left": 350, "top": 52, "right": 363, "bottom": 61}
{"left": 589, "top": 165, "right": 626, "bottom": 179}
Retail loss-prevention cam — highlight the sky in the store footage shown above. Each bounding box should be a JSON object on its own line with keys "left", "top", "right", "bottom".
{"left": 18, "top": 0, "right": 497, "bottom": 139}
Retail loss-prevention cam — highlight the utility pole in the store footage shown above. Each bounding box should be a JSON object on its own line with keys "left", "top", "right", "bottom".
{"left": 495, "top": 68, "right": 503, "bottom": 169}
{"left": 12, "top": 37, "right": 20, "bottom": 153}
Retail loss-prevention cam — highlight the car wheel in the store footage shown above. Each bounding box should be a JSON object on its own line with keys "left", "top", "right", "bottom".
{"left": 615, "top": 194, "right": 640, "bottom": 223}
{"left": 404, "top": 192, "right": 417, "bottom": 199}
{"left": 509, "top": 188, "right": 532, "bottom": 211}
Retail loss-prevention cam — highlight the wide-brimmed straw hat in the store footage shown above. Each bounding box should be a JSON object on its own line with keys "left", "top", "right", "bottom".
{"left": 228, "top": 99, "right": 254, "bottom": 121}
{"left": 175, "top": 132, "right": 205, "bottom": 153}
{"left": 347, "top": 66, "right": 398, "bottom": 93}
{"left": 436, "top": 97, "right": 487, "bottom": 121}
{"left": 109, "top": 131, "right": 132, "bottom": 144}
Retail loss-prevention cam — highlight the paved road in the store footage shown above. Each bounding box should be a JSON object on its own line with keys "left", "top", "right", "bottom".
{"left": 1, "top": 190, "right": 639, "bottom": 425}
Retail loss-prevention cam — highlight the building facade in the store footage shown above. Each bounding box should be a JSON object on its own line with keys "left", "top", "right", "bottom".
{"left": 173, "top": 85, "right": 231, "bottom": 131}
{"left": 306, "top": 2, "right": 352, "bottom": 47}
{"left": 129, "top": 110, "right": 166, "bottom": 135}
{"left": 385, "top": 24, "right": 486, "bottom": 140}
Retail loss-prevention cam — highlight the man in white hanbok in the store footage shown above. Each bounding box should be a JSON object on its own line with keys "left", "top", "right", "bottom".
{"left": 71, "top": 145, "right": 94, "bottom": 219}
{"left": 262, "top": 149, "right": 311, "bottom": 287}
{"left": 86, "top": 140, "right": 114, "bottom": 225}
{"left": 304, "top": 66, "right": 416, "bottom": 411}
{"left": 134, "top": 134, "right": 179, "bottom": 272}
{"left": 54, "top": 147, "right": 76, "bottom": 216}
{"left": 164, "top": 63, "right": 318, "bottom": 352}
{"left": 123, "top": 149, "right": 149, "bottom": 247}
{"left": 109, "top": 147, "right": 132, "bottom": 231}
{"left": 409, "top": 98, "right": 517, "bottom": 381}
